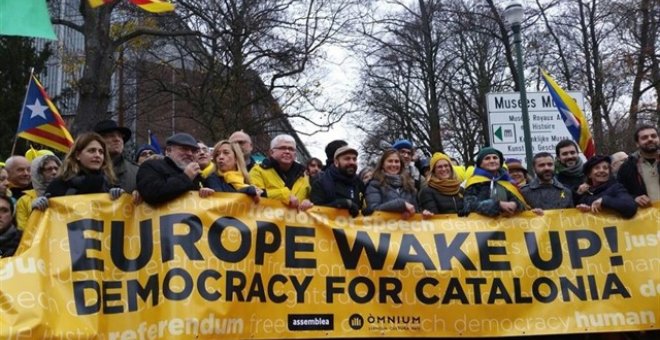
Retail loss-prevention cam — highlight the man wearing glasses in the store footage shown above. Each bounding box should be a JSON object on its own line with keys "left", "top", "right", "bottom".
{"left": 249, "top": 134, "right": 313, "bottom": 210}
{"left": 392, "top": 139, "right": 421, "bottom": 189}
{"left": 229, "top": 130, "right": 259, "bottom": 171}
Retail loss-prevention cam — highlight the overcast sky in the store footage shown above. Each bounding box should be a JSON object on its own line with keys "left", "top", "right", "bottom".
{"left": 293, "top": 44, "right": 363, "bottom": 161}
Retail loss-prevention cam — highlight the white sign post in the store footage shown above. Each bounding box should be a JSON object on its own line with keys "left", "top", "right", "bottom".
{"left": 486, "top": 91, "right": 584, "bottom": 166}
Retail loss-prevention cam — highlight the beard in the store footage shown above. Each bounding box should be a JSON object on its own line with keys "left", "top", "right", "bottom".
{"left": 339, "top": 165, "right": 357, "bottom": 177}
{"left": 640, "top": 143, "right": 658, "bottom": 154}
{"left": 539, "top": 170, "right": 554, "bottom": 182}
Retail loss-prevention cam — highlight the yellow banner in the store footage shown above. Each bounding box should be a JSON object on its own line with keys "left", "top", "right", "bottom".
{"left": 1, "top": 193, "right": 658, "bottom": 339}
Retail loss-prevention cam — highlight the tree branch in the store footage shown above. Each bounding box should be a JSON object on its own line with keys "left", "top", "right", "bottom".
{"left": 51, "top": 18, "right": 84, "bottom": 34}
{"left": 113, "top": 28, "right": 200, "bottom": 48}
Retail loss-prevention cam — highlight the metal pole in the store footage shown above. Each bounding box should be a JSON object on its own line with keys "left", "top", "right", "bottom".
{"left": 512, "top": 24, "right": 533, "bottom": 167}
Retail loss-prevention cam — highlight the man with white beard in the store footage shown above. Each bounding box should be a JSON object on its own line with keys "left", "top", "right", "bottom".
{"left": 137, "top": 133, "right": 214, "bottom": 205}
{"left": 617, "top": 125, "right": 659, "bottom": 208}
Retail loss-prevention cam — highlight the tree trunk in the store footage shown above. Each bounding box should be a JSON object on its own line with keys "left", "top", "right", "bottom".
{"left": 73, "top": 5, "right": 115, "bottom": 134}
{"left": 419, "top": 0, "right": 443, "bottom": 153}
{"left": 626, "top": 0, "right": 651, "bottom": 150}
{"left": 578, "top": 0, "right": 603, "bottom": 152}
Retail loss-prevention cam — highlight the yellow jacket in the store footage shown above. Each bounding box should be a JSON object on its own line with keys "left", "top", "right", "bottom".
{"left": 15, "top": 189, "right": 37, "bottom": 230}
{"left": 249, "top": 159, "right": 310, "bottom": 205}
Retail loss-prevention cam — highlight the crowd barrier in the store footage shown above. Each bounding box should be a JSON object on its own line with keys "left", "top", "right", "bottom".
{"left": 1, "top": 193, "right": 658, "bottom": 339}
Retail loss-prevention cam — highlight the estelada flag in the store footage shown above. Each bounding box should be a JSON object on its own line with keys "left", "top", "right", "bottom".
{"left": 541, "top": 69, "right": 596, "bottom": 159}
{"left": 88, "top": 0, "right": 175, "bottom": 13}
{"left": 17, "top": 75, "right": 74, "bottom": 153}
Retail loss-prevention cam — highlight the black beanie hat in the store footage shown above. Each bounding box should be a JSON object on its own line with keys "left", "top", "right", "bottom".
{"left": 325, "top": 140, "right": 348, "bottom": 162}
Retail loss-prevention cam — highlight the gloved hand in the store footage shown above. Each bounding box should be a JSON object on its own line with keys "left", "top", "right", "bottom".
{"left": 457, "top": 207, "right": 470, "bottom": 217}
{"left": 347, "top": 201, "right": 360, "bottom": 218}
{"left": 109, "top": 188, "right": 125, "bottom": 200}
{"left": 31, "top": 196, "right": 49, "bottom": 211}
{"left": 240, "top": 186, "right": 258, "bottom": 197}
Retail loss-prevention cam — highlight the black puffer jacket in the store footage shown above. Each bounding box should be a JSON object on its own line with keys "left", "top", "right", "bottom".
{"left": 418, "top": 186, "right": 464, "bottom": 214}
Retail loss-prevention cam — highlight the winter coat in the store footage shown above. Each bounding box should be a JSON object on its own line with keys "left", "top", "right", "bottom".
{"left": 113, "top": 155, "right": 138, "bottom": 193}
{"left": 310, "top": 165, "right": 363, "bottom": 210}
{"left": 16, "top": 155, "right": 60, "bottom": 230}
{"left": 249, "top": 158, "right": 310, "bottom": 205}
{"left": 137, "top": 157, "right": 203, "bottom": 206}
{"left": 617, "top": 152, "right": 659, "bottom": 199}
{"left": 577, "top": 179, "right": 637, "bottom": 219}
{"left": 46, "top": 170, "right": 113, "bottom": 197}
{"left": 0, "top": 224, "right": 22, "bottom": 258}
{"left": 418, "top": 186, "right": 464, "bottom": 214}
{"left": 556, "top": 172, "right": 586, "bottom": 192}
{"left": 463, "top": 181, "right": 526, "bottom": 217}
{"left": 14, "top": 189, "right": 36, "bottom": 230}
{"left": 364, "top": 176, "right": 418, "bottom": 214}
{"left": 204, "top": 172, "right": 258, "bottom": 197}
{"left": 521, "top": 177, "right": 574, "bottom": 210}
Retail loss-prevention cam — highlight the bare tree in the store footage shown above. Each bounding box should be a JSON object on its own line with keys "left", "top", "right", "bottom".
{"left": 135, "top": 0, "right": 357, "bottom": 142}
{"left": 355, "top": 0, "right": 454, "bottom": 155}
{"left": 51, "top": 1, "right": 199, "bottom": 133}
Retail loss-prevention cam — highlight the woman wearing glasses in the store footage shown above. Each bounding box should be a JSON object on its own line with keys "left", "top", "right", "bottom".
{"left": 15, "top": 154, "right": 61, "bottom": 230}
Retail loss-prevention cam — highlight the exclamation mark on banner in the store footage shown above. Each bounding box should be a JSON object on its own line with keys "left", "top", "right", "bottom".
{"left": 603, "top": 226, "right": 623, "bottom": 266}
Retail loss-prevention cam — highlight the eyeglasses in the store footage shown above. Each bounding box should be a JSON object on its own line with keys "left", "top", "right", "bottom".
{"left": 140, "top": 151, "right": 155, "bottom": 157}
{"left": 273, "top": 146, "right": 296, "bottom": 152}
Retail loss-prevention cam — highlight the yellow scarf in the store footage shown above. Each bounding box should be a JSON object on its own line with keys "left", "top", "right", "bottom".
{"left": 218, "top": 170, "right": 249, "bottom": 191}
{"left": 466, "top": 175, "right": 529, "bottom": 209}
{"left": 427, "top": 177, "right": 462, "bottom": 196}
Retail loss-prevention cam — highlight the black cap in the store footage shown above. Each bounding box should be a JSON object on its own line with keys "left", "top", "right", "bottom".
{"left": 166, "top": 133, "right": 199, "bottom": 149}
{"left": 325, "top": 140, "right": 347, "bottom": 161}
{"left": 93, "top": 119, "right": 132, "bottom": 142}
{"left": 583, "top": 154, "right": 611, "bottom": 176}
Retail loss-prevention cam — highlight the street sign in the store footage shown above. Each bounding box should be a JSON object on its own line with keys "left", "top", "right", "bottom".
{"left": 487, "top": 91, "right": 585, "bottom": 166}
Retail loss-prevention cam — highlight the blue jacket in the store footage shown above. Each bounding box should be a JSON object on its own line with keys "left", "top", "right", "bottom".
{"left": 577, "top": 179, "right": 637, "bottom": 218}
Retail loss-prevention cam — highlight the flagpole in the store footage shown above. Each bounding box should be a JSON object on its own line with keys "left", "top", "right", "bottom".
{"left": 11, "top": 68, "right": 35, "bottom": 156}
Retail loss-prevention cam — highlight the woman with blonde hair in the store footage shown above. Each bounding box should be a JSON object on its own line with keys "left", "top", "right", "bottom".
{"left": 419, "top": 152, "right": 464, "bottom": 215}
{"left": 364, "top": 149, "right": 418, "bottom": 218}
{"left": 205, "top": 140, "right": 262, "bottom": 202}
{"left": 32, "top": 133, "right": 123, "bottom": 210}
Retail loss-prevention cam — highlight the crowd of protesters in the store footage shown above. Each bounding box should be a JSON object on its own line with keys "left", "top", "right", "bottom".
{"left": 0, "top": 122, "right": 658, "bottom": 257}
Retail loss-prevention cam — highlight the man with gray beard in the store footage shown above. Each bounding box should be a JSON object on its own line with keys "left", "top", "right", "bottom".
{"left": 521, "top": 152, "right": 573, "bottom": 215}
{"left": 137, "top": 133, "right": 214, "bottom": 205}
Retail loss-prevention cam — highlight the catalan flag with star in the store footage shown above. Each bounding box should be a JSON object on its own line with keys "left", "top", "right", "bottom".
{"left": 17, "top": 75, "right": 74, "bottom": 153}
